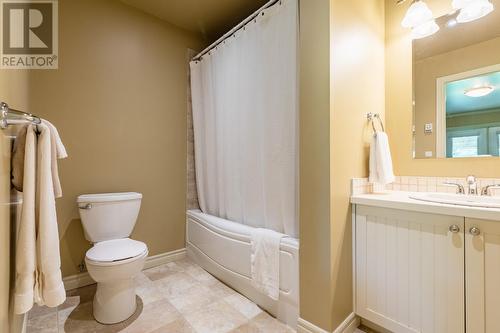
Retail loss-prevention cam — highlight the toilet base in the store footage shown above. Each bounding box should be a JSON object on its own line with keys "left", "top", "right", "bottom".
{"left": 93, "top": 279, "right": 137, "bottom": 324}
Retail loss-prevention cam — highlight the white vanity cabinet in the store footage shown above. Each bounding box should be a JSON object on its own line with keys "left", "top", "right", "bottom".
{"left": 354, "top": 205, "right": 464, "bottom": 333}
{"left": 465, "top": 218, "right": 500, "bottom": 333}
{"left": 352, "top": 194, "right": 500, "bottom": 333}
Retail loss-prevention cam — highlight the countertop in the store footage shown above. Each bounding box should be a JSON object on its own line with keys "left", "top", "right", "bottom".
{"left": 351, "top": 191, "right": 500, "bottom": 221}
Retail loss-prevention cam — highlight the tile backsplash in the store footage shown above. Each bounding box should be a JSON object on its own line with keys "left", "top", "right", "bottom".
{"left": 352, "top": 176, "right": 500, "bottom": 196}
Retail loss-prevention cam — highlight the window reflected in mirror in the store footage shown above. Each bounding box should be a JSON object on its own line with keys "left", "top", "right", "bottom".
{"left": 444, "top": 70, "right": 500, "bottom": 158}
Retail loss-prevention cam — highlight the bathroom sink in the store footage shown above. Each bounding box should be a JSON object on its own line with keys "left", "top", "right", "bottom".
{"left": 409, "top": 193, "right": 500, "bottom": 209}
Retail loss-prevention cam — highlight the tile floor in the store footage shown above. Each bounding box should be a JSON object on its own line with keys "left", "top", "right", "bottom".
{"left": 27, "top": 258, "right": 296, "bottom": 333}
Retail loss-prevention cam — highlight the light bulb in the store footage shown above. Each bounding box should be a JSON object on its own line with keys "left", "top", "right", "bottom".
{"left": 411, "top": 19, "right": 440, "bottom": 39}
{"left": 447, "top": 18, "right": 458, "bottom": 27}
{"left": 401, "top": 0, "right": 434, "bottom": 28}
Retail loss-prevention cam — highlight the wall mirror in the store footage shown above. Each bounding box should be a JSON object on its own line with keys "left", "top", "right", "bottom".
{"left": 413, "top": 0, "right": 500, "bottom": 159}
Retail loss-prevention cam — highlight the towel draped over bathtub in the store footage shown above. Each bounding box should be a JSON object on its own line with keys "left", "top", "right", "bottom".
{"left": 250, "top": 228, "right": 285, "bottom": 300}
{"left": 13, "top": 122, "right": 67, "bottom": 314}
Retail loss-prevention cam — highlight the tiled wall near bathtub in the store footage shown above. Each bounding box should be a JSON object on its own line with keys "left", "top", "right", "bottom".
{"left": 352, "top": 176, "right": 500, "bottom": 196}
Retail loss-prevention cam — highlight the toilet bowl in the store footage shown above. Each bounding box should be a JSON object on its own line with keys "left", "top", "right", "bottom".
{"left": 77, "top": 192, "right": 148, "bottom": 324}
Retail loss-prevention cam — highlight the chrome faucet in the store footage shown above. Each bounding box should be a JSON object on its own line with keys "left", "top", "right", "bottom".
{"left": 481, "top": 184, "right": 500, "bottom": 196}
{"left": 466, "top": 175, "right": 478, "bottom": 195}
{"left": 443, "top": 182, "right": 465, "bottom": 194}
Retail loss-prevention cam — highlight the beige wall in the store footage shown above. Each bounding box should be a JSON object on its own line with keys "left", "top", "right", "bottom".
{"left": 414, "top": 37, "right": 500, "bottom": 158}
{"left": 28, "top": 0, "right": 204, "bottom": 277}
{"left": 299, "top": 0, "right": 333, "bottom": 329}
{"left": 386, "top": 0, "right": 500, "bottom": 176}
{"left": 330, "top": 0, "right": 385, "bottom": 329}
{"left": 299, "top": 0, "right": 385, "bottom": 331}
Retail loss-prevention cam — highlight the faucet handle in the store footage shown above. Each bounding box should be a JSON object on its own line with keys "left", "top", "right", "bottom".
{"left": 481, "top": 184, "right": 500, "bottom": 196}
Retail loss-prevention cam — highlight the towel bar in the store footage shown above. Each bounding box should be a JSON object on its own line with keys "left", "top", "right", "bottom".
{"left": 0, "top": 102, "right": 42, "bottom": 129}
{"left": 367, "top": 112, "right": 385, "bottom": 133}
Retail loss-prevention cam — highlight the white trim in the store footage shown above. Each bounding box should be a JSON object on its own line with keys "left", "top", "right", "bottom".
{"left": 62, "top": 272, "right": 94, "bottom": 291}
{"left": 63, "top": 248, "right": 187, "bottom": 291}
{"left": 436, "top": 63, "right": 500, "bottom": 158}
{"left": 447, "top": 108, "right": 500, "bottom": 118}
{"left": 359, "top": 318, "right": 393, "bottom": 333}
{"left": 22, "top": 313, "right": 27, "bottom": 333}
{"left": 297, "top": 318, "right": 329, "bottom": 333}
{"left": 297, "top": 313, "right": 360, "bottom": 333}
{"left": 332, "top": 313, "right": 360, "bottom": 333}
{"left": 436, "top": 74, "right": 447, "bottom": 158}
{"left": 352, "top": 204, "right": 357, "bottom": 312}
{"left": 143, "top": 248, "right": 186, "bottom": 270}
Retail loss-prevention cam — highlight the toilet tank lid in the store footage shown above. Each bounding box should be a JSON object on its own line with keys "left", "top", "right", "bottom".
{"left": 77, "top": 192, "right": 142, "bottom": 203}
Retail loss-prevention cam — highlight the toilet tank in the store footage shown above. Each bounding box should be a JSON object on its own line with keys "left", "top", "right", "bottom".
{"left": 77, "top": 192, "right": 142, "bottom": 243}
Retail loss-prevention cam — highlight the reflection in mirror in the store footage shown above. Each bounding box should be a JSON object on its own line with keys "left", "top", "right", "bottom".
{"left": 443, "top": 69, "right": 500, "bottom": 158}
{"left": 413, "top": 0, "right": 500, "bottom": 159}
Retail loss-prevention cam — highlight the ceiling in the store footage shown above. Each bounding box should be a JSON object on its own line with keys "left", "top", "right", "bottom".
{"left": 120, "top": 0, "right": 269, "bottom": 41}
{"left": 446, "top": 71, "right": 500, "bottom": 114}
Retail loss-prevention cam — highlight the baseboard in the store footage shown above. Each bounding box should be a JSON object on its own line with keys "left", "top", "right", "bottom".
{"left": 63, "top": 248, "right": 187, "bottom": 291}
{"left": 297, "top": 318, "right": 329, "bottom": 333}
{"left": 9, "top": 310, "right": 27, "bottom": 333}
{"left": 297, "top": 313, "right": 360, "bottom": 333}
{"left": 360, "top": 318, "right": 392, "bottom": 333}
{"left": 63, "top": 271, "right": 94, "bottom": 291}
{"left": 332, "top": 312, "right": 360, "bottom": 333}
{"left": 143, "top": 248, "right": 186, "bottom": 270}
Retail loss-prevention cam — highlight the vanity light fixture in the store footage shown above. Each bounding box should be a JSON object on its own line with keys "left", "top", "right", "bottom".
{"left": 410, "top": 19, "right": 440, "bottom": 39}
{"left": 464, "top": 85, "right": 495, "bottom": 97}
{"left": 452, "top": 0, "right": 494, "bottom": 23}
{"left": 399, "top": 0, "right": 440, "bottom": 39}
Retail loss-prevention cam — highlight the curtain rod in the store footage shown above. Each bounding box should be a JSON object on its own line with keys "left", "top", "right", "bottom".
{"left": 192, "top": 0, "right": 281, "bottom": 62}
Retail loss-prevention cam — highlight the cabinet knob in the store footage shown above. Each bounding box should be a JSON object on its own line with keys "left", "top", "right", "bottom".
{"left": 449, "top": 225, "right": 460, "bottom": 233}
{"left": 469, "top": 227, "right": 481, "bottom": 236}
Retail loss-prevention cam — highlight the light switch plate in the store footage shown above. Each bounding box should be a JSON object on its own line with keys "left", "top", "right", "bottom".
{"left": 424, "top": 123, "right": 433, "bottom": 134}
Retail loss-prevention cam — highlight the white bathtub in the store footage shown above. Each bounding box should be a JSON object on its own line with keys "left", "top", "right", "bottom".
{"left": 186, "top": 210, "right": 299, "bottom": 327}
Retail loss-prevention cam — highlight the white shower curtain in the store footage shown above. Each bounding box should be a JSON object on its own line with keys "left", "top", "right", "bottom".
{"left": 190, "top": 0, "right": 298, "bottom": 238}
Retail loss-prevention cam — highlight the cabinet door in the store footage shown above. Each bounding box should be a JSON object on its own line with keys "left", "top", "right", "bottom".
{"left": 355, "top": 205, "right": 464, "bottom": 333}
{"left": 465, "top": 218, "right": 500, "bottom": 333}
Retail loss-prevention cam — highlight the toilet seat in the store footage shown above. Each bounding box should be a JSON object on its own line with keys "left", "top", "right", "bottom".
{"left": 86, "top": 238, "right": 147, "bottom": 265}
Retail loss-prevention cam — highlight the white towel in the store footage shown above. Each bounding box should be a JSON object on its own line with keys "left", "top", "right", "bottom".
{"left": 11, "top": 125, "right": 28, "bottom": 192}
{"left": 42, "top": 120, "right": 67, "bottom": 159}
{"left": 11, "top": 120, "right": 67, "bottom": 197}
{"left": 250, "top": 228, "right": 285, "bottom": 300}
{"left": 42, "top": 120, "right": 67, "bottom": 198}
{"left": 34, "top": 123, "right": 66, "bottom": 307}
{"left": 14, "top": 123, "right": 66, "bottom": 314}
{"left": 369, "top": 131, "right": 395, "bottom": 186}
{"left": 14, "top": 125, "right": 37, "bottom": 314}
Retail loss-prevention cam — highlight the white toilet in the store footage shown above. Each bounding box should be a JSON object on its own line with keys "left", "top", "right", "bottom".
{"left": 77, "top": 192, "right": 148, "bottom": 324}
